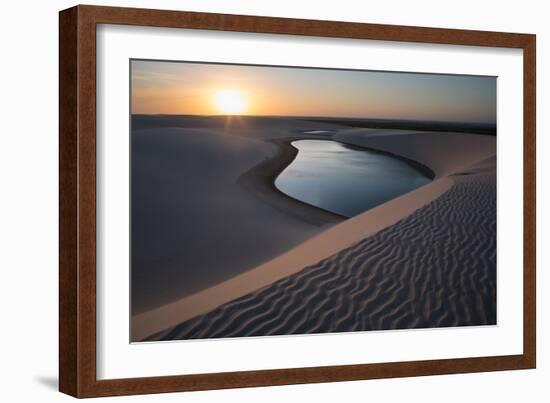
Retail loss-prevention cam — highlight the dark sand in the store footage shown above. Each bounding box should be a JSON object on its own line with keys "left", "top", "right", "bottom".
{"left": 237, "top": 138, "right": 345, "bottom": 225}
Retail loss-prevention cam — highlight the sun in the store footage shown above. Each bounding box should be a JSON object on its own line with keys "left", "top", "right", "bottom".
{"left": 214, "top": 90, "right": 246, "bottom": 115}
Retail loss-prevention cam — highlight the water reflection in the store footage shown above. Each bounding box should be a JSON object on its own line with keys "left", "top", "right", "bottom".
{"left": 275, "top": 140, "right": 431, "bottom": 217}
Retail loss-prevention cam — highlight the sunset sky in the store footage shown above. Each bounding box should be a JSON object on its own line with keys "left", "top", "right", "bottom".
{"left": 131, "top": 59, "right": 497, "bottom": 123}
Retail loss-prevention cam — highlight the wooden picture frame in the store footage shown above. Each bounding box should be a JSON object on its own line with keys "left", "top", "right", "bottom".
{"left": 59, "top": 4, "right": 536, "bottom": 398}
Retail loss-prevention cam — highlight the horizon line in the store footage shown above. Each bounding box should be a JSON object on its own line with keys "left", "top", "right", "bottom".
{"left": 131, "top": 113, "right": 497, "bottom": 126}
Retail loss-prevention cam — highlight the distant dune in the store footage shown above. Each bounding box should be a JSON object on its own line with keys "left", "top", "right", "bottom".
{"left": 132, "top": 115, "right": 497, "bottom": 342}
{"left": 305, "top": 116, "right": 497, "bottom": 135}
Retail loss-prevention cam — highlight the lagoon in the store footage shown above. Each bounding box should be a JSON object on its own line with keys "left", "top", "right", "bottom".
{"left": 275, "top": 139, "right": 432, "bottom": 217}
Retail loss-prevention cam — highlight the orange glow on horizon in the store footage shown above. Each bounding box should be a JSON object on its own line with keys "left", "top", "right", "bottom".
{"left": 130, "top": 60, "right": 497, "bottom": 123}
{"left": 213, "top": 90, "right": 246, "bottom": 115}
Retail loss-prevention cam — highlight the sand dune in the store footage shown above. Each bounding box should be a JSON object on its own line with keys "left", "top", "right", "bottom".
{"left": 148, "top": 157, "right": 496, "bottom": 340}
{"left": 131, "top": 119, "right": 347, "bottom": 315}
{"left": 135, "top": 119, "right": 496, "bottom": 341}
{"left": 133, "top": 177, "right": 451, "bottom": 340}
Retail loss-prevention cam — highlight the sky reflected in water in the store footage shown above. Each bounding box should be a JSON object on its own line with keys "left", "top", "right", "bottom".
{"left": 275, "top": 140, "right": 431, "bottom": 217}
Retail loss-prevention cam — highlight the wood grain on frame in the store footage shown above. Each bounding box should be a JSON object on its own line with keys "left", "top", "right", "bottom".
{"left": 59, "top": 4, "right": 536, "bottom": 398}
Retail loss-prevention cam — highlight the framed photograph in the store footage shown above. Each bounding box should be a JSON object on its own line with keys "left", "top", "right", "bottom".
{"left": 59, "top": 5, "right": 536, "bottom": 397}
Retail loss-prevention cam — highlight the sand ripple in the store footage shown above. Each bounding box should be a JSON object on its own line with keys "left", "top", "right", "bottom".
{"left": 148, "top": 170, "right": 496, "bottom": 341}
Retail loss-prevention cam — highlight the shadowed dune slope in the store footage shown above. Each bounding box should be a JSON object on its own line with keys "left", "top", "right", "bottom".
{"left": 131, "top": 126, "right": 344, "bottom": 314}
